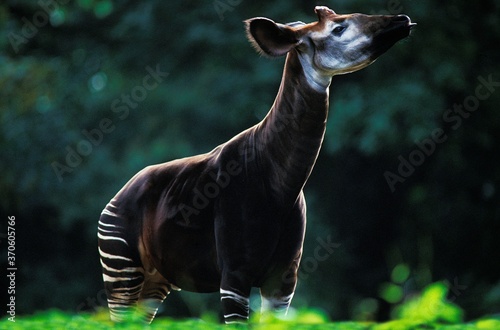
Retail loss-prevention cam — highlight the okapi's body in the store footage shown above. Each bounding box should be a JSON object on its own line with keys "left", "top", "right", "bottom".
{"left": 98, "top": 6, "right": 414, "bottom": 324}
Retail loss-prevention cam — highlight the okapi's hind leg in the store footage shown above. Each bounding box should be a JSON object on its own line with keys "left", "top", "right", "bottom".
{"left": 137, "top": 271, "right": 171, "bottom": 323}
{"left": 98, "top": 202, "right": 146, "bottom": 322}
{"left": 136, "top": 237, "right": 173, "bottom": 323}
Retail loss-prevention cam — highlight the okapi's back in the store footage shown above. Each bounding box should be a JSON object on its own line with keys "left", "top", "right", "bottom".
{"left": 112, "top": 152, "right": 222, "bottom": 228}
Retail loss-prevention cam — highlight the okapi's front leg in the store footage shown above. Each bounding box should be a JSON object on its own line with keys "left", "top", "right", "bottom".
{"left": 215, "top": 204, "right": 257, "bottom": 323}
{"left": 220, "top": 272, "right": 252, "bottom": 324}
{"left": 260, "top": 193, "right": 306, "bottom": 316}
{"left": 259, "top": 262, "right": 299, "bottom": 315}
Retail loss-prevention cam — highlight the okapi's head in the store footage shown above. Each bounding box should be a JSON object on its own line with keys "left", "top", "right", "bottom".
{"left": 246, "top": 6, "right": 415, "bottom": 89}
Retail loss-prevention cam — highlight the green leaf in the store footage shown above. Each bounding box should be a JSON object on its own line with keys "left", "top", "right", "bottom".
{"left": 94, "top": 0, "right": 113, "bottom": 18}
{"left": 391, "top": 264, "right": 411, "bottom": 284}
{"left": 379, "top": 283, "right": 404, "bottom": 304}
{"left": 395, "top": 282, "right": 464, "bottom": 324}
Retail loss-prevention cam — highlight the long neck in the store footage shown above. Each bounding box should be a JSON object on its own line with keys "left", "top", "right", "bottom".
{"left": 253, "top": 50, "right": 330, "bottom": 203}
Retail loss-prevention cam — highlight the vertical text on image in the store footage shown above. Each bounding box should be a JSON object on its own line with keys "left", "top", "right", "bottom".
{"left": 6, "top": 216, "right": 17, "bottom": 322}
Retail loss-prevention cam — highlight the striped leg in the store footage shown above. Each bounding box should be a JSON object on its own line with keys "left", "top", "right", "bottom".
{"left": 220, "top": 288, "right": 250, "bottom": 324}
{"left": 98, "top": 202, "right": 145, "bottom": 322}
{"left": 261, "top": 292, "right": 294, "bottom": 315}
{"left": 260, "top": 266, "right": 298, "bottom": 316}
{"left": 137, "top": 268, "right": 173, "bottom": 323}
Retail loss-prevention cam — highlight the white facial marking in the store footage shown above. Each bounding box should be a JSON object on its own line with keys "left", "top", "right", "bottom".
{"left": 298, "top": 17, "right": 377, "bottom": 91}
{"left": 297, "top": 52, "right": 332, "bottom": 92}
{"left": 309, "top": 21, "right": 335, "bottom": 39}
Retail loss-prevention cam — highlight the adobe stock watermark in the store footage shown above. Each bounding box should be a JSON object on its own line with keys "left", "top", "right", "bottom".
{"left": 68, "top": 288, "right": 108, "bottom": 326}
{"left": 282, "top": 236, "right": 341, "bottom": 283}
{"left": 51, "top": 64, "right": 169, "bottom": 182}
{"left": 179, "top": 110, "right": 300, "bottom": 224}
{"left": 179, "top": 160, "right": 243, "bottom": 223}
{"left": 75, "top": 288, "right": 108, "bottom": 314}
{"left": 8, "top": 0, "right": 69, "bottom": 54}
{"left": 424, "top": 277, "right": 467, "bottom": 315}
{"left": 443, "top": 277, "right": 468, "bottom": 303}
{"left": 214, "top": 0, "right": 243, "bottom": 21}
{"left": 260, "top": 235, "right": 340, "bottom": 305}
{"left": 384, "top": 74, "right": 500, "bottom": 193}
{"left": 369, "top": 0, "right": 403, "bottom": 16}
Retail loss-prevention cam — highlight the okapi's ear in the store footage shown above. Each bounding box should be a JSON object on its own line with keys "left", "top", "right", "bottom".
{"left": 245, "top": 18, "right": 301, "bottom": 57}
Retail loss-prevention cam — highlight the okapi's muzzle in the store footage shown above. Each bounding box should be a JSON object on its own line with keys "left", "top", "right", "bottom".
{"left": 368, "top": 14, "right": 416, "bottom": 59}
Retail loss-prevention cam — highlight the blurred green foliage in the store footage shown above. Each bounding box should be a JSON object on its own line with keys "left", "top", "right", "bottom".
{"left": 1, "top": 307, "right": 500, "bottom": 329}
{"left": 1, "top": 0, "right": 500, "bottom": 323}
{"left": 395, "top": 282, "right": 463, "bottom": 324}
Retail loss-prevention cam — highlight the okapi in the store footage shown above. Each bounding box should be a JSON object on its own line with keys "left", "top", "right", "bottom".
{"left": 98, "top": 6, "right": 415, "bottom": 324}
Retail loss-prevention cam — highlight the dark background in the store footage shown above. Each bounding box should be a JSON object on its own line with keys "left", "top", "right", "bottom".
{"left": 1, "top": 0, "right": 499, "bottom": 321}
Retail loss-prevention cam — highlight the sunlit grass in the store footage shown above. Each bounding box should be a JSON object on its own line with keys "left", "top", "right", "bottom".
{"left": 2, "top": 282, "right": 499, "bottom": 329}
{"left": 2, "top": 283, "right": 498, "bottom": 330}
{"left": 1, "top": 309, "right": 499, "bottom": 330}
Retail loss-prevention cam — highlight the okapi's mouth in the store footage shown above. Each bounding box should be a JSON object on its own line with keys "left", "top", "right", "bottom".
{"left": 368, "top": 15, "right": 416, "bottom": 59}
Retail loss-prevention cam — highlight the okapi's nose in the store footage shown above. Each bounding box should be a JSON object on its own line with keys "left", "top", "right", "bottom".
{"left": 392, "top": 14, "right": 416, "bottom": 27}
{"left": 393, "top": 15, "right": 410, "bottom": 23}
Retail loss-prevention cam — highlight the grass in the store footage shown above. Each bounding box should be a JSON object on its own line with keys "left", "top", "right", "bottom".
{"left": 1, "top": 309, "right": 499, "bottom": 330}
{"left": 2, "top": 283, "right": 498, "bottom": 329}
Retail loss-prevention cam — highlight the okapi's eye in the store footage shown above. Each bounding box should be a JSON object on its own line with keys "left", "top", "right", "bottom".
{"left": 332, "top": 25, "right": 346, "bottom": 36}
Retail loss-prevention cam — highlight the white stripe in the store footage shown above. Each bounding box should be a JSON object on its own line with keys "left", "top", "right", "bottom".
{"left": 98, "top": 220, "right": 122, "bottom": 228}
{"left": 102, "top": 274, "right": 142, "bottom": 283}
{"left": 261, "top": 293, "right": 294, "bottom": 311}
{"left": 111, "top": 288, "right": 143, "bottom": 298}
{"left": 101, "top": 208, "right": 120, "bottom": 218}
{"left": 100, "top": 262, "right": 143, "bottom": 274}
{"left": 98, "top": 248, "right": 134, "bottom": 262}
{"left": 109, "top": 291, "right": 141, "bottom": 299}
{"left": 220, "top": 288, "right": 249, "bottom": 305}
{"left": 108, "top": 301, "right": 139, "bottom": 308}
{"left": 280, "top": 292, "right": 294, "bottom": 303}
{"left": 98, "top": 228, "right": 120, "bottom": 234}
{"left": 113, "top": 283, "right": 143, "bottom": 292}
{"left": 224, "top": 313, "right": 249, "bottom": 319}
{"left": 110, "top": 288, "right": 142, "bottom": 297}
{"left": 221, "top": 295, "right": 249, "bottom": 305}
{"left": 97, "top": 232, "right": 129, "bottom": 245}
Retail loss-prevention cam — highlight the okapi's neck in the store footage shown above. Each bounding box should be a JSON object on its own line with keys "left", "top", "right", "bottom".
{"left": 254, "top": 49, "right": 330, "bottom": 203}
